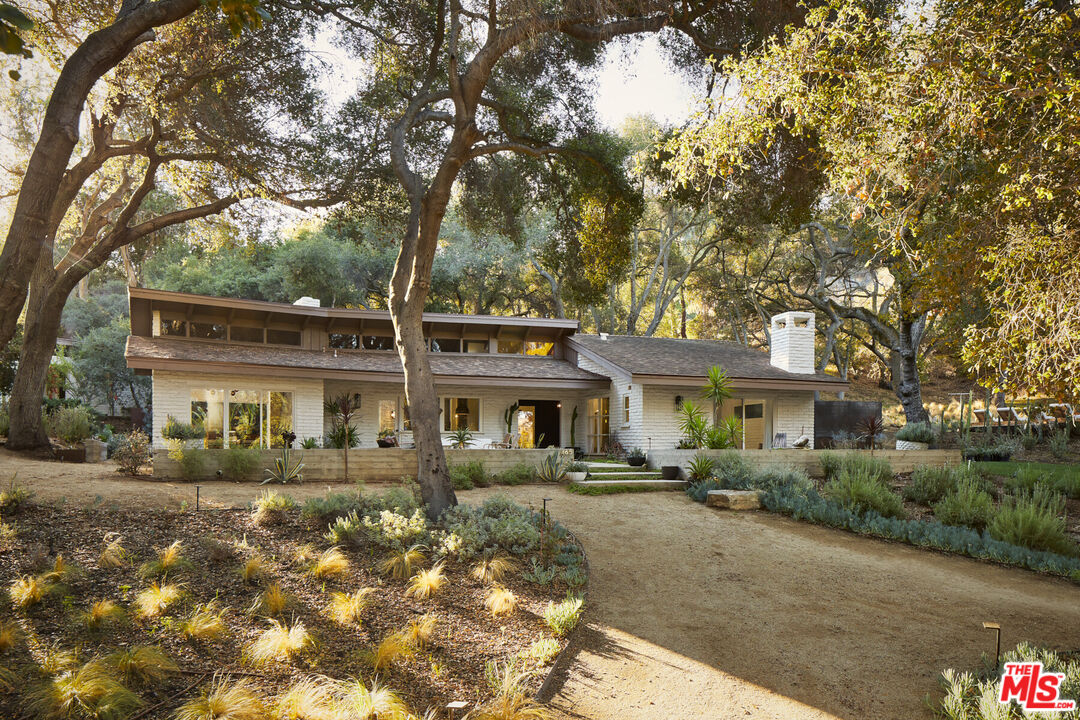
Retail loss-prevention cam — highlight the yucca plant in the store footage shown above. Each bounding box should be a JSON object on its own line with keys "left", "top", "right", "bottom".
{"left": 179, "top": 602, "right": 228, "bottom": 641}
{"left": 175, "top": 676, "right": 266, "bottom": 720}
{"left": 251, "top": 489, "right": 297, "bottom": 525}
{"left": 28, "top": 659, "right": 142, "bottom": 720}
{"left": 678, "top": 400, "right": 709, "bottom": 448}
{"left": 369, "top": 632, "right": 414, "bottom": 673}
{"left": 471, "top": 554, "right": 518, "bottom": 583}
{"left": 10, "top": 574, "right": 53, "bottom": 609}
{"left": 484, "top": 586, "right": 517, "bottom": 616}
{"left": 380, "top": 545, "right": 426, "bottom": 580}
{"left": 405, "top": 563, "right": 445, "bottom": 600}
{"left": 139, "top": 540, "right": 191, "bottom": 579}
{"left": 0, "top": 618, "right": 22, "bottom": 652}
{"left": 262, "top": 447, "right": 305, "bottom": 486}
{"left": 252, "top": 583, "right": 288, "bottom": 616}
{"left": 97, "top": 533, "right": 127, "bottom": 569}
{"left": 238, "top": 557, "right": 265, "bottom": 585}
{"left": 327, "top": 588, "right": 374, "bottom": 626}
{"left": 543, "top": 594, "right": 584, "bottom": 636}
{"left": 78, "top": 599, "right": 125, "bottom": 632}
{"left": 305, "top": 547, "right": 350, "bottom": 579}
{"left": 244, "top": 620, "right": 312, "bottom": 666}
{"left": 404, "top": 614, "right": 437, "bottom": 650}
{"left": 702, "top": 365, "right": 733, "bottom": 425}
{"left": 133, "top": 582, "right": 182, "bottom": 620}
{"left": 104, "top": 645, "right": 178, "bottom": 685}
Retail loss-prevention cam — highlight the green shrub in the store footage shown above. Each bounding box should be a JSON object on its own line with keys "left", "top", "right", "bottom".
{"left": 823, "top": 469, "right": 906, "bottom": 519}
{"left": 1004, "top": 464, "right": 1080, "bottom": 499}
{"left": 113, "top": 431, "right": 150, "bottom": 476}
{"left": 451, "top": 460, "right": 490, "bottom": 490}
{"left": 178, "top": 450, "right": 209, "bottom": 480}
{"left": 712, "top": 452, "right": 754, "bottom": 488}
{"left": 543, "top": 594, "right": 584, "bottom": 636}
{"left": 904, "top": 465, "right": 988, "bottom": 505}
{"left": 494, "top": 463, "right": 534, "bottom": 486}
{"left": 1049, "top": 428, "right": 1070, "bottom": 459}
{"left": 301, "top": 492, "right": 361, "bottom": 522}
{"left": 819, "top": 451, "right": 843, "bottom": 480}
{"left": 932, "top": 478, "right": 995, "bottom": 531}
{"left": 962, "top": 436, "right": 1018, "bottom": 461}
{"left": 685, "top": 478, "right": 722, "bottom": 503}
{"left": 47, "top": 405, "right": 92, "bottom": 444}
{"left": 686, "top": 453, "right": 715, "bottom": 481}
{"left": 220, "top": 447, "right": 260, "bottom": 480}
{"left": 988, "top": 487, "right": 1077, "bottom": 556}
{"left": 161, "top": 415, "right": 202, "bottom": 441}
{"left": 895, "top": 422, "right": 935, "bottom": 444}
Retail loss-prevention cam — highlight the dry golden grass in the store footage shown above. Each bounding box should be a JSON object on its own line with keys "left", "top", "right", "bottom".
{"left": 275, "top": 676, "right": 340, "bottom": 720}
{"left": 0, "top": 663, "right": 15, "bottom": 691}
{"left": 175, "top": 676, "right": 266, "bottom": 720}
{"left": 342, "top": 677, "right": 408, "bottom": 718}
{"left": 379, "top": 545, "right": 426, "bottom": 580}
{"left": 369, "top": 632, "right": 414, "bottom": 673}
{"left": 133, "top": 581, "right": 182, "bottom": 620}
{"left": 405, "top": 563, "right": 445, "bottom": 600}
{"left": 40, "top": 645, "right": 78, "bottom": 675}
{"left": 0, "top": 618, "right": 22, "bottom": 652}
{"left": 239, "top": 556, "right": 265, "bottom": 585}
{"left": 251, "top": 489, "right": 296, "bottom": 526}
{"left": 404, "top": 614, "right": 437, "bottom": 650}
{"left": 43, "top": 554, "right": 76, "bottom": 582}
{"left": 104, "top": 645, "right": 178, "bottom": 685}
{"left": 306, "top": 547, "right": 349, "bottom": 580}
{"left": 326, "top": 588, "right": 373, "bottom": 626}
{"left": 470, "top": 664, "right": 551, "bottom": 720}
{"left": 179, "top": 602, "right": 228, "bottom": 641}
{"left": 98, "top": 533, "right": 127, "bottom": 569}
{"left": 253, "top": 583, "right": 289, "bottom": 616}
{"left": 139, "top": 540, "right": 191, "bottom": 578}
{"left": 244, "top": 620, "right": 312, "bottom": 666}
{"left": 484, "top": 586, "right": 518, "bottom": 617}
{"left": 78, "top": 599, "right": 125, "bottom": 631}
{"left": 472, "top": 554, "right": 518, "bottom": 584}
{"left": 9, "top": 574, "right": 53, "bottom": 609}
{"left": 28, "top": 658, "right": 143, "bottom": 720}
{"left": 293, "top": 543, "right": 318, "bottom": 565}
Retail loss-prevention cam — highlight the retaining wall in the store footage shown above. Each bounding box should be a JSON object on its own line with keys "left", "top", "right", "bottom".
{"left": 647, "top": 448, "right": 962, "bottom": 479}
{"left": 152, "top": 447, "right": 572, "bottom": 482}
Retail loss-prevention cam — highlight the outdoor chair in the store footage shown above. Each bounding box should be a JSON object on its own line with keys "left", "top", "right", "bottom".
{"left": 488, "top": 433, "right": 514, "bottom": 449}
{"left": 971, "top": 408, "right": 989, "bottom": 426}
{"left": 996, "top": 406, "right": 1026, "bottom": 426}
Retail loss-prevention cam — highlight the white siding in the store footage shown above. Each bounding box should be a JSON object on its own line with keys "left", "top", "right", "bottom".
{"left": 150, "top": 371, "right": 323, "bottom": 449}
{"left": 771, "top": 392, "right": 816, "bottom": 448}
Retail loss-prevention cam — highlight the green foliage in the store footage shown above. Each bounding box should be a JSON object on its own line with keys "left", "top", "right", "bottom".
{"left": 820, "top": 452, "right": 893, "bottom": 484}
{"left": 324, "top": 422, "right": 358, "bottom": 449}
{"left": 493, "top": 463, "right": 535, "bottom": 486}
{"left": 543, "top": 594, "right": 585, "bottom": 636}
{"left": 1049, "top": 429, "right": 1071, "bottom": 459}
{"left": 895, "top": 423, "right": 935, "bottom": 444}
{"left": 220, "top": 447, "right": 260, "bottom": 481}
{"left": 686, "top": 453, "right": 715, "bottom": 482}
{"left": 161, "top": 415, "right": 203, "bottom": 441}
{"left": 903, "top": 465, "right": 986, "bottom": 506}
{"left": 299, "top": 437, "right": 319, "bottom": 449}
{"left": 711, "top": 452, "right": 755, "bottom": 489}
{"left": 263, "top": 448, "right": 304, "bottom": 485}
{"left": 702, "top": 366, "right": 733, "bottom": 419}
{"left": 46, "top": 406, "right": 92, "bottom": 445}
{"left": 0, "top": 403, "right": 7, "bottom": 437}
{"left": 567, "top": 483, "right": 674, "bottom": 496}
{"left": 823, "top": 469, "right": 906, "bottom": 519}
{"left": 988, "top": 488, "right": 1077, "bottom": 556}
{"left": 535, "top": 453, "right": 568, "bottom": 483}
{"left": 178, "top": 450, "right": 209, "bottom": 480}
{"left": 1002, "top": 463, "right": 1080, "bottom": 499}
{"left": 71, "top": 316, "right": 150, "bottom": 416}
{"left": 112, "top": 431, "right": 150, "bottom": 476}
{"left": 450, "top": 461, "right": 489, "bottom": 490}
{"left": 449, "top": 427, "right": 474, "bottom": 449}
{"left": 932, "top": 479, "right": 996, "bottom": 532}
{"left": 677, "top": 400, "right": 709, "bottom": 449}
{"left": 438, "top": 496, "right": 547, "bottom": 558}
{"left": 963, "top": 436, "right": 1019, "bottom": 462}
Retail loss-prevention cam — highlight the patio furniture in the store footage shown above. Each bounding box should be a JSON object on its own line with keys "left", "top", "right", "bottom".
{"left": 971, "top": 408, "right": 989, "bottom": 427}
{"left": 1048, "top": 404, "right": 1079, "bottom": 425}
{"left": 487, "top": 432, "right": 518, "bottom": 449}
{"left": 772, "top": 432, "right": 788, "bottom": 448}
{"left": 996, "top": 406, "right": 1027, "bottom": 426}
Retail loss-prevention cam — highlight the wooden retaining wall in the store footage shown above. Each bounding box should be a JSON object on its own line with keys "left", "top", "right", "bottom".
{"left": 152, "top": 447, "right": 571, "bottom": 483}
{"left": 646, "top": 448, "right": 962, "bottom": 479}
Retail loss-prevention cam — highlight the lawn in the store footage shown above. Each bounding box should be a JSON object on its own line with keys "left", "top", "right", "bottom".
{"left": 0, "top": 483, "right": 586, "bottom": 719}
{"left": 973, "top": 460, "right": 1080, "bottom": 498}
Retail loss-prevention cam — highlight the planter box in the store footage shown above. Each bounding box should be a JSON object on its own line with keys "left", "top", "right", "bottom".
{"left": 627, "top": 457, "right": 647, "bottom": 467}
{"left": 55, "top": 446, "right": 86, "bottom": 463}
{"left": 661, "top": 465, "right": 681, "bottom": 480}
{"left": 566, "top": 471, "right": 587, "bottom": 483}
{"left": 895, "top": 440, "right": 929, "bottom": 451}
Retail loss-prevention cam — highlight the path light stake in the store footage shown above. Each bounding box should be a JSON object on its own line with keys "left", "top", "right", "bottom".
{"left": 983, "top": 621, "right": 1002, "bottom": 670}
{"left": 542, "top": 497, "right": 552, "bottom": 568}
{"left": 446, "top": 700, "right": 468, "bottom": 720}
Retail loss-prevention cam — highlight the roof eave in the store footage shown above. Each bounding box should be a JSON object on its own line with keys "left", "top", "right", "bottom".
{"left": 630, "top": 373, "right": 849, "bottom": 391}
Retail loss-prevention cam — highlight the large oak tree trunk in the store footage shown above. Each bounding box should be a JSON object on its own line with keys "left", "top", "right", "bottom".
{"left": 0, "top": 0, "right": 200, "bottom": 349}
{"left": 893, "top": 319, "right": 930, "bottom": 425}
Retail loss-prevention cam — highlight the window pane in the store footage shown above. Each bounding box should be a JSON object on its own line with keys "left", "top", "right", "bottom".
{"left": 524, "top": 341, "right": 554, "bottom": 356}
{"left": 623, "top": 395, "right": 630, "bottom": 424}
{"left": 329, "top": 333, "right": 359, "bottom": 349}
{"left": 161, "top": 319, "right": 186, "bottom": 337}
{"left": 379, "top": 400, "right": 396, "bottom": 433}
{"left": 464, "top": 340, "right": 488, "bottom": 353}
{"left": 229, "top": 390, "right": 262, "bottom": 448}
{"left": 191, "top": 389, "right": 224, "bottom": 449}
{"left": 191, "top": 322, "right": 225, "bottom": 340}
{"left": 267, "top": 329, "right": 301, "bottom": 346}
{"left": 230, "top": 326, "right": 264, "bottom": 343}
{"left": 267, "top": 391, "right": 293, "bottom": 448}
{"left": 430, "top": 338, "right": 460, "bottom": 352}
{"left": 497, "top": 339, "right": 523, "bottom": 354}
{"left": 363, "top": 335, "right": 394, "bottom": 350}
{"left": 443, "top": 397, "right": 479, "bottom": 431}
{"left": 743, "top": 403, "right": 763, "bottom": 419}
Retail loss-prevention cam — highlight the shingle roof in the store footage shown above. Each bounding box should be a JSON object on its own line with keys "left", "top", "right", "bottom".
{"left": 126, "top": 336, "right": 608, "bottom": 384}
{"left": 569, "top": 334, "right": 845, "bottom": 385}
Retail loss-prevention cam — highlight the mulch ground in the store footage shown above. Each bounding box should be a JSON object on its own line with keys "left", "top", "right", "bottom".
{"left": 0, "top": 500, "right": 569, "bottom": 718}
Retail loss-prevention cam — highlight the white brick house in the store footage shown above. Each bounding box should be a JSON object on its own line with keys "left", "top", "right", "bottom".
{"left": 125, "top": 288, "right": 846, "bottom": 452}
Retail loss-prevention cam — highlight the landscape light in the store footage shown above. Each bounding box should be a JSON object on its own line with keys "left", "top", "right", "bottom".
{"left": 446, "top": 700, "right": 469, "bottom": 720}
{"left": 983, "top": 621, "right": 1002, "bottom": 669}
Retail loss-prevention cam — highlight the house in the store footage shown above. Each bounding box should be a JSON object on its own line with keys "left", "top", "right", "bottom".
{"left": 124, "top": 288, "right": 846, "bottom": 452}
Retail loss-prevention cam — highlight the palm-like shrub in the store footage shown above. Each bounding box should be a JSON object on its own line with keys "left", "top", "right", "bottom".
{"left": 678, "top": 400, "right": 709, "bottom": 448}
{"left": 822, "top": 469, "right": 906, "bottom": 519}
{"left": 324, "top": 394, "right": 360, "bottom": 482}
{"left": 686, "top": 453, "right": 715, "bottom": 482}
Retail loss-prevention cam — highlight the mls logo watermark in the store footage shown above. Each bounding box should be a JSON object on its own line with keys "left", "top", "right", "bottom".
{"left": 999, "top": 661, "right": 1077, "bottom": 712}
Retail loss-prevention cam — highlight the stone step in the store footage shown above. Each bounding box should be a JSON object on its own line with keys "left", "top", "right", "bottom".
{"left": 586, "top": 472, "right": 664, "bottom": 480}
{"left": 584, "top": 464, "right": 649, "bottom": 472}
{"left": 575, "top": 479, "right": 688, "bottom": 488}
{"left": 706, "top": 489, "right": 762, "bottom": 510}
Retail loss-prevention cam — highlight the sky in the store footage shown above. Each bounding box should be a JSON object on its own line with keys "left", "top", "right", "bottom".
{"left": 593, "top": 36, "right": 698, "bottom": 130}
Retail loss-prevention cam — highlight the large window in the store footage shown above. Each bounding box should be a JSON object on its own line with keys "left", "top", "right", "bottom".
{"left": 160, "top": 318, "right": 187, "bottom": 337}
{"left": 266, "top": 329, "right": 301, "bottom": 346}
{"left": 192, "top": 389, "right": 293, "bottom": 449}
{"left": 329, "top": 333, "right": 360, "bottom": 349}
{"left": 464, "top": 340, "right": 488, "bottom": 353}
{"left": 443, "top": 397, "right": 480, "bottom": 431}
{"left": 190, "top": 322, "right": 225, "bottom": 340}
{"left": 497, "top": 339, "right": 523, "bottom": 354}
{"left": 229, "top": 390, "right": 262, "bottom": 448}
{"left": 524, "top": 341, "right": 554, "bottom": 356}
{"left": 587, "top": 397, "right": 609, "bottom": 454}
{"left": 190, "top": 389, "right": 224, "bottom": 448}
{"left": 230, "top": 326, "right": 264, "bottom": 343}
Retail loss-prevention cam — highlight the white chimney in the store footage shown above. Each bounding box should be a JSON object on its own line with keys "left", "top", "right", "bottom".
{"left": 770, "top": 311, "right": 815, "bottom": 374}
{"left": 292, "top": 296, "right": 320, "bottom": 308}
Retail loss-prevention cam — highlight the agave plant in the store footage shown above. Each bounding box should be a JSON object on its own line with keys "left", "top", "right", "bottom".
{"left": 687, "top": 453, "right": 716, "bottom": 482}
{"left": 263, "top": 447, "right": 304, "bottom": 485}
{"left": 450, "top": 427, "right": 474, "bottom": 449}
{"left": 535, "top": 452, "right": 568, "bottom": 483}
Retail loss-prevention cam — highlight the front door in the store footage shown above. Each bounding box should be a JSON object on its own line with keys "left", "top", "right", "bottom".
{"left": 518, "top": 400, "right": 561, "bottom": 448}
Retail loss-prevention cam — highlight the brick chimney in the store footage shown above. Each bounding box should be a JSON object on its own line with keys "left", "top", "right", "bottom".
{"left": 770, "top": 311, "right": 815, "bottom": 374}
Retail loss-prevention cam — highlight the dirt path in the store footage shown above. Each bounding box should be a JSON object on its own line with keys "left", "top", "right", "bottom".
{"left": 460, "top": 486, "right": 1080, "bottom": 720}
{"left": 4, "top": 450, "right": 1080, "bottom": 719}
